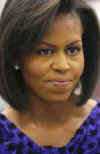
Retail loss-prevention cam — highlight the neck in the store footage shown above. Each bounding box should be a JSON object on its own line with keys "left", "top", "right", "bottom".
{"left": 17, "top": 95, "right": 83, "bottom": 128}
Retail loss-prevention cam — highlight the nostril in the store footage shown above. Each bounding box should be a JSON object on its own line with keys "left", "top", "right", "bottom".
{"left": 52, "top": 63, "right": 70, "bottom": 72}
{"left": 52, "top": 59, "right": 70, "bottom": 71}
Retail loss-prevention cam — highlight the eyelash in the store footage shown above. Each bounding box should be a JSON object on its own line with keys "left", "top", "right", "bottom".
{"left": 66, "top": 47, "right": 81, "bottom": 55}
{"left": 36, "top": 49, "right": 54, "bottom": 55}
{"left": 36, "top": 47, "right": 81, "bottom": 56}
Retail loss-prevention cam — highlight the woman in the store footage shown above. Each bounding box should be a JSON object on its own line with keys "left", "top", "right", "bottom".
{"left": 0, "top": 0, "right": 100, "bottom": 153}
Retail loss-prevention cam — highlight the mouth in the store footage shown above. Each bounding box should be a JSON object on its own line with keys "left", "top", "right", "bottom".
{"left": 48, "top": 79, "right": 72, "bottom": 87}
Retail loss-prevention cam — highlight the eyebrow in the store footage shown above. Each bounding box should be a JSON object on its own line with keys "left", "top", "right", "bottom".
{"left": 40, "top": 40, "right": 82, "bottom": 48}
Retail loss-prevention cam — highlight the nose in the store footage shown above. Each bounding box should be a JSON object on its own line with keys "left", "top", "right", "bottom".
{"left": 51, "top": 52, "right": 70, "bottom": 73}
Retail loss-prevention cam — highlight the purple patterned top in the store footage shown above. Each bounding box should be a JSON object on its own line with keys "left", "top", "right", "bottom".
{"left": 0, "top": 100, "right": 100, "bottom": 154}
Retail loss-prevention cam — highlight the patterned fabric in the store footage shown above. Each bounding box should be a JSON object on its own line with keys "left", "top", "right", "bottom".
{"left": 0, "top": 101, "right": 100, "bottom": 154}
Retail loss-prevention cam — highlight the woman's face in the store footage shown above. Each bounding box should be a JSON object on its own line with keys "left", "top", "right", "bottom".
{"left": 20, "top": 14, "right": 84, "bottom": 103}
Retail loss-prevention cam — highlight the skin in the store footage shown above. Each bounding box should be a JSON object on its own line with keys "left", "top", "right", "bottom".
{"left": 21, "top": 14, "right": 84, "bottom": 101}
{"left": 3, "top": 14, "right": 97, "bottom": 147}
{"left": 21, "top": 14, "right": 84, "bottom": 104}
{"left": 19, "top": 14, "right": 84, "bottom": 122}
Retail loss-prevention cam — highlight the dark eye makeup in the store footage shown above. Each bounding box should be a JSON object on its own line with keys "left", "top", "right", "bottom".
{"left": 34, "top": 45, "right": 82, "bottom": 56}
{"left": 66, "top": 46, "right": 81, "bottom": 55}
{"left": 35, "top": 49, "right": 54, "bottom": 55}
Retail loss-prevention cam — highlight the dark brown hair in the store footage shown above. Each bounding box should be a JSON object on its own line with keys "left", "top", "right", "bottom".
{"left": 0, "top": 0, "right": 100, "bottom": 110}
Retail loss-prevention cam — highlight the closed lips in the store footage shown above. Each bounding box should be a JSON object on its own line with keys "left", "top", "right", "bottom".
{"left": 48, "top": 79, "right": 72, "bottom": 82}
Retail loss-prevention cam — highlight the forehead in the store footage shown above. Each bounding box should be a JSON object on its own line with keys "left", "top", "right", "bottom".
{"left": 42, "top": 14, "right": 83, "bottom": 43}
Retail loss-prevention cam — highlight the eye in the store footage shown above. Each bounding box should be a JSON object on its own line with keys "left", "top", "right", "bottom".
{"left": 66, "top": 47, "right": 81, "bottom": 56}
{"left": 36, "top": 49, "right": 54, "bottom": 55}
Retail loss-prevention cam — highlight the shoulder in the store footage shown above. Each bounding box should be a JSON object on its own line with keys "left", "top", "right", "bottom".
{"left": 75, "top": 99, "right": 97, "bottom": 119}
{"left": 84, "top": 99, "right": 100, "bottom": 125}
{"left": 83, "top": 99, "right": 97, "bottom": 115}
{"left": 86, "top": 98, "right": 97, "bottom": 108}
{"left": 0, "top": 112, "right": 10, "bottom": 144}
{"left": 0, "top": 111, "right": 21, "bottom": 152}
{"left": 0, "top": 107, "right": 18, "bottom": 136}
{"left": 74, "top": 99, "right": 97, "bottom": 125}
{"left": 1, "top": 107, "right": 17, "bottom": 123}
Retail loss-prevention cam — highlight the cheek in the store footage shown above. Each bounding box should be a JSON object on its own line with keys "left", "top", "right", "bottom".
{"left": 21, "top": 59, "right": 49, "bottom": 80}
{"left": 79, "top": 54, "right": 85, "bottom": 75}
{"left": 75, "top": 55, "right": 84, "bottom": 78}
{"left": 72, "top": 54, "right": 85, "bottom": 80}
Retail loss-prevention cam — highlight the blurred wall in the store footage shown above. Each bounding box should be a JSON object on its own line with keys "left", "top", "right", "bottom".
{"left": 89, "top": 1, "right": 100, "bottom": 20}
{"left": 0, "top": 0, "right": 9, "bottom": 111}
{"left": 0, "top": 0, "right": 7, "bottom": 15}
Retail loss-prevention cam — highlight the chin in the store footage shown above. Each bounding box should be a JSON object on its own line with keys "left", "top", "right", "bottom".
{"left": 40, "top": 93, "right": 71, "bottom": 104}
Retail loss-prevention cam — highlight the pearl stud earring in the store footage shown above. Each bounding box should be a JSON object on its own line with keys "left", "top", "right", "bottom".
{"left": 14, "top": 65, "right": 20, "bottom": 70}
